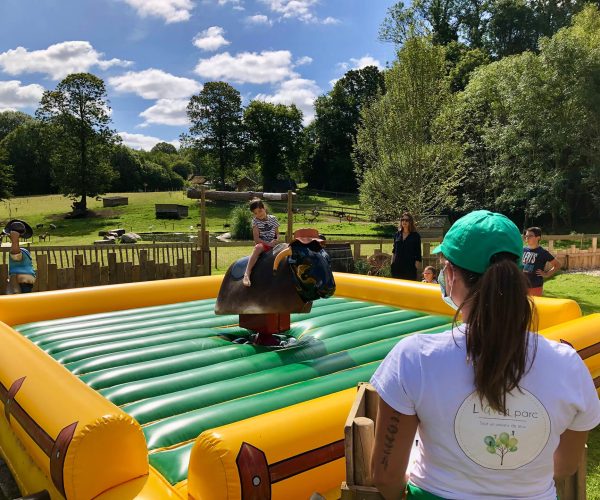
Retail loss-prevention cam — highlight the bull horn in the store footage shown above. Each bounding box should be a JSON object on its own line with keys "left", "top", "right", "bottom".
{"left": 273, "top": 245, "right": 292, "bottom": 273}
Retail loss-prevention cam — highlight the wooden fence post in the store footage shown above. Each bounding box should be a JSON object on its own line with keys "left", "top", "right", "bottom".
{"left": 37, "top": 254, "right": 48, "bottom": 292}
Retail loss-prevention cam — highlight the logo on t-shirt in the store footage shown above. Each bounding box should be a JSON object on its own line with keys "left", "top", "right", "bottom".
{"left": 454, "top": 389, "right": 550, "bottom": 469}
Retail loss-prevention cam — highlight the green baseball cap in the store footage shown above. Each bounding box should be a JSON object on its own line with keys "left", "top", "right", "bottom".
{"left": 432, "top": 210, "right": 523, "bottom": 274}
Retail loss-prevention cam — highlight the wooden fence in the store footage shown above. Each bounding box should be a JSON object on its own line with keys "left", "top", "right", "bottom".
{"left": 0, "top": 243, "right": 210, "bottom": 294}
{"left": 344, "top": 234, "right": 600, "bottom": 272}
{"left": 1, "top": 234, "right": 597, "bottom": 294}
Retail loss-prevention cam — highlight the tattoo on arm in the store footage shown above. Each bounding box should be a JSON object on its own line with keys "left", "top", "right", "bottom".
{"left": 381, "top": 411, "right": 401, "bottom": 471}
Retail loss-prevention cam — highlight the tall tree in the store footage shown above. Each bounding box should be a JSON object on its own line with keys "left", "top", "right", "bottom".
{"left": 435, "top": 5, "right": 600, "bottom": 227}
{"left": 356, "top": 37, "right": 454, "bottom": 221}
{"left": 151, "top": 142, "right": 178, "bottom": 154}
{"left": 0, "top": 110, "right": 34, "bottom": 142}
{"left": 110, "top": 144, "right": 143, "bottom": 192}
{"left": 243, "top": 101, "right": 304, "bottom": 191}
{"left": 36, "top": 73, "right": 116, "bottom": 214}
{"left": 305, "top": 66, "right": 385, "bottom": 191}
{"left": 0, "top": 149, "right": 14, "bottom": 200}
{"left": 379, "top": 0, "right": 462, "bottom": 46}
{"left": 184, "top": 82, "right": 243, "bottom": 188}
{"left": 0, "top": 121, "right": 54, "bottom": 195}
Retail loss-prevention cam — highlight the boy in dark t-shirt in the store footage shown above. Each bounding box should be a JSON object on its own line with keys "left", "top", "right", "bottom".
{"left": 522, "top": 227, "right": 561, "bottom": 296}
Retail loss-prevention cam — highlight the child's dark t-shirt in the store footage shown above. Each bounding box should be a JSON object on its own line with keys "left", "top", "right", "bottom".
{"left": 522, "top": 246, "right": 555, "bottom": 288}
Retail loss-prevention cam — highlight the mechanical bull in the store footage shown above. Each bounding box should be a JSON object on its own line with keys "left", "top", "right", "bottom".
{"left": 215, "top": 229, "right": 336, "bottom": 345}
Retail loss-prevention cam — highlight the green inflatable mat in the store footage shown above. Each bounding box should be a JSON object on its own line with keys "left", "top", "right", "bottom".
{"left": 13, "top": 296, "right": 452, "bottom": 486}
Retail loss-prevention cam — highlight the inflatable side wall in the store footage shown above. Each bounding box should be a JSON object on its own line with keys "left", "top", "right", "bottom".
{"left": 0, "top": 322, "right": 148, "bottom": 499}
{"left": 186, "top": 314, "right": 600, "bottom": 500}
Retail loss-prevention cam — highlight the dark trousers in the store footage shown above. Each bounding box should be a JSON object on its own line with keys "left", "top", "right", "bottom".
{"left": 391, "top": 268, "right": 418, "bottom": 281}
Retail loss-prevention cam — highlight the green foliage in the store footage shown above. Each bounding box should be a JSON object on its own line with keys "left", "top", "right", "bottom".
{"left": 0, "top": 148, "right": 14, "bottom": 200}
{"left": 170, "top": 159, "right": 194, "bottom": 180}
{"left": 110, "top": 145, "right": 143, "bottom": 192}
{"left": 379, "top": 0, "right": 586, "bottom": 59}
{"left": 0, "top": 110, "right": 34, "bottom": 143}
{"left": 36, "top": 73, "right": 117, "bottom": 213}
{"left": 436, "top": 5, "right": 600, "bottom": 227}
{"left": 356, "top": 37, "right": 456, "bottom": 222}
{"left": 229, "top": 204, "right": 253, "bottom": 240}
{"left": 353, "top": 258, "right": 370, "bottom": 275}
{"left": 243, "top": 101, "right": 304, "bottom": 191}
{"left": 0, "top": 121, "right": 54, "bottom": 196}
{"left": 184, "top": 81, "right": 244, "bottom": 188}
{"left": 305, "top": 65, "right": 385, "bottom": 192}
{"left": 151, "top": 142, "right": 178, "bottom": 154}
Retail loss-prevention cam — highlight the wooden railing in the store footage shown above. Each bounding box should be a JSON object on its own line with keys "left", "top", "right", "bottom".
{"left": 0, "top": 243, "right": 211, "bottom": 294}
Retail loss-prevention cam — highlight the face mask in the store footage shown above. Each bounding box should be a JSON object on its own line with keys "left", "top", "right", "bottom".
{"left": 438, "top": 264, "right": 459, "bottom": 311}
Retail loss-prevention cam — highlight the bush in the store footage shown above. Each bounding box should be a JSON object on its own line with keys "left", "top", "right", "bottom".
{"left": 230, "top": 205, "right": 253, "bottom": 240}
{"left": 353, "top": 258, "right": 370, "bottom": 275}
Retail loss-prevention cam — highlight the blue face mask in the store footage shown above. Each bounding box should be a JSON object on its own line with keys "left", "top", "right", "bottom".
{"left": 438, "top": 264, "right": 459, "bottom": 311}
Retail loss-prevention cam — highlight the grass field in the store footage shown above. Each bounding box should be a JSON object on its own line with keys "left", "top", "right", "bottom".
{"left": 545, "top": 274, "right": 600, "bottom": 498}
{"left": 0, "top": 192, "right": 390, "bottom": 246}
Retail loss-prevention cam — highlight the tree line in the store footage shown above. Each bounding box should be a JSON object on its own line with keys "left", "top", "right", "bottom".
{"left": 358, "top": 3, "right": 600, "bottom": 230}
{"left": 1, "top": 1, "right": 599, "bottom": 228}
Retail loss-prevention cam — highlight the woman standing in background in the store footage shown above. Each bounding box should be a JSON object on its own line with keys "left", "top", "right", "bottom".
{"left": 391, "top": 212, "right": 422, "bottom": 281}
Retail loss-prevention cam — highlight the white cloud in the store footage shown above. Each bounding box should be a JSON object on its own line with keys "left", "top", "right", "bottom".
{"left": 118, "top": 131, "right": 179, "bottom": 150}
{"left": 120, "top": 0, "right": 194, "bottom": 23}
{"left": 295, "top": 56, "right": 313, "bottom": 66}
{"left": 255, "top": 77, "right": 321, "bottom": 124}
{"left": 193, "top": 26, "right": 230, "bottom": 51}
{"left": 139, "top": 98, "right": 190, "bottom": 126}
{"left": 218, "top": 0, "right": 244, "bottom": 9}
{"left": 259, "top": 0, "right": 339, "bottom": 24}
{"left": 246, "top": 14, "right": 271, "bottom": 25}
{"left": 109, "top": 69, "right": 201, "bottom": 99}
{"left": 337, "top": 55, "right": 382, "bottom": 73}
{"left": 0, "top": 41, "right": 132, "bottom": 80}
{"left": 0, "top": 80, "right": 45, "bottom": 111}
{"left": 195, "top": 50, "right": 295, "bottom": 84}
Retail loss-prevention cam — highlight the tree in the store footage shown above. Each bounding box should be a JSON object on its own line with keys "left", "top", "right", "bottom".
{"left": 0, "top": 121, "right": 54, "bottom": 195}
{"left": 151, "top": 142, "right": 178, "bottom": 154}
{"left": 0, "top": 149, "right": 14, "bottom": 200}
{"left": 305, "top": 66, "right": 385, "bottom": 191}
{"left": 36, "top": 73, "right": 117, "bottom": 214}
{"left": 0, "top": 110, "right": 34, "bottom": 143}
{"left": 355, "top": 37, "right": 454, "bottom": 221}
{"left": 184, "top": 82, "right": 243, "bottom": 188}
{"left": 379, "top": 0, "right": 462, "bottom": 46}
{"left": 170, "top": 159, "right": 194, "bottom": 180}
{"left": 435, "top": 5, "right": 600, "bottom": 227}
{"left": 110, "top": 145, "right": 143, "bottom": 192}
{"left": 243, "top": 101, "right": 304, "bottom": 191}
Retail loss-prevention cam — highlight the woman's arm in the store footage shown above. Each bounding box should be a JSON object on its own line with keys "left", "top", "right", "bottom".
{"left": 554, "top": 429, "right": 588, "bottom": 479}
{"left": 372, "top": 397, "right": 419, "bottom": 500}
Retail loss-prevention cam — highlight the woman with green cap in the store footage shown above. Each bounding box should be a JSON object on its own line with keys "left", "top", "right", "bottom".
{"left": 370, "top": 210, "right": 600, "bottom": 499}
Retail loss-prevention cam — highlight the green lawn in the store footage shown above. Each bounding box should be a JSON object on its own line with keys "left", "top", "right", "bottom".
{"left": 545, "top": 274, "right": 600, "bottom": 499}
{"left": 0, "top": 191, "right": 393, "bottom": 246}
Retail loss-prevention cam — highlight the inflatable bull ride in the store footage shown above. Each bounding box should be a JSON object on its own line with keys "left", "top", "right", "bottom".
{"left": 0, "top": 229, "right": 598, "bottom": 499}
{"left": 216, "top": 228, "right": 335, "bottom": 345}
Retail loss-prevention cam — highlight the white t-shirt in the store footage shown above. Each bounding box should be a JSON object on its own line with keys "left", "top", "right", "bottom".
{"left": 370, "top": 328, "right": 600, "bottom": 500}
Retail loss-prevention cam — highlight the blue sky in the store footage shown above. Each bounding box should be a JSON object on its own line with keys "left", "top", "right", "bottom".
{"left": 0, "top": 0, "right": 397, "bottom": 150}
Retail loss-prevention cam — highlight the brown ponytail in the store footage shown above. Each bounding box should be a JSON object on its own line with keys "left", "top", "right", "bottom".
{"left": 454, "top": 252, "right": 537, "bottom": 413}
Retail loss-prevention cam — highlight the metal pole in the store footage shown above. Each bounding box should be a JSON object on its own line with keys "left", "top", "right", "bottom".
{"left": 287, "top": 190, "right": 293, "bottom": 243}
